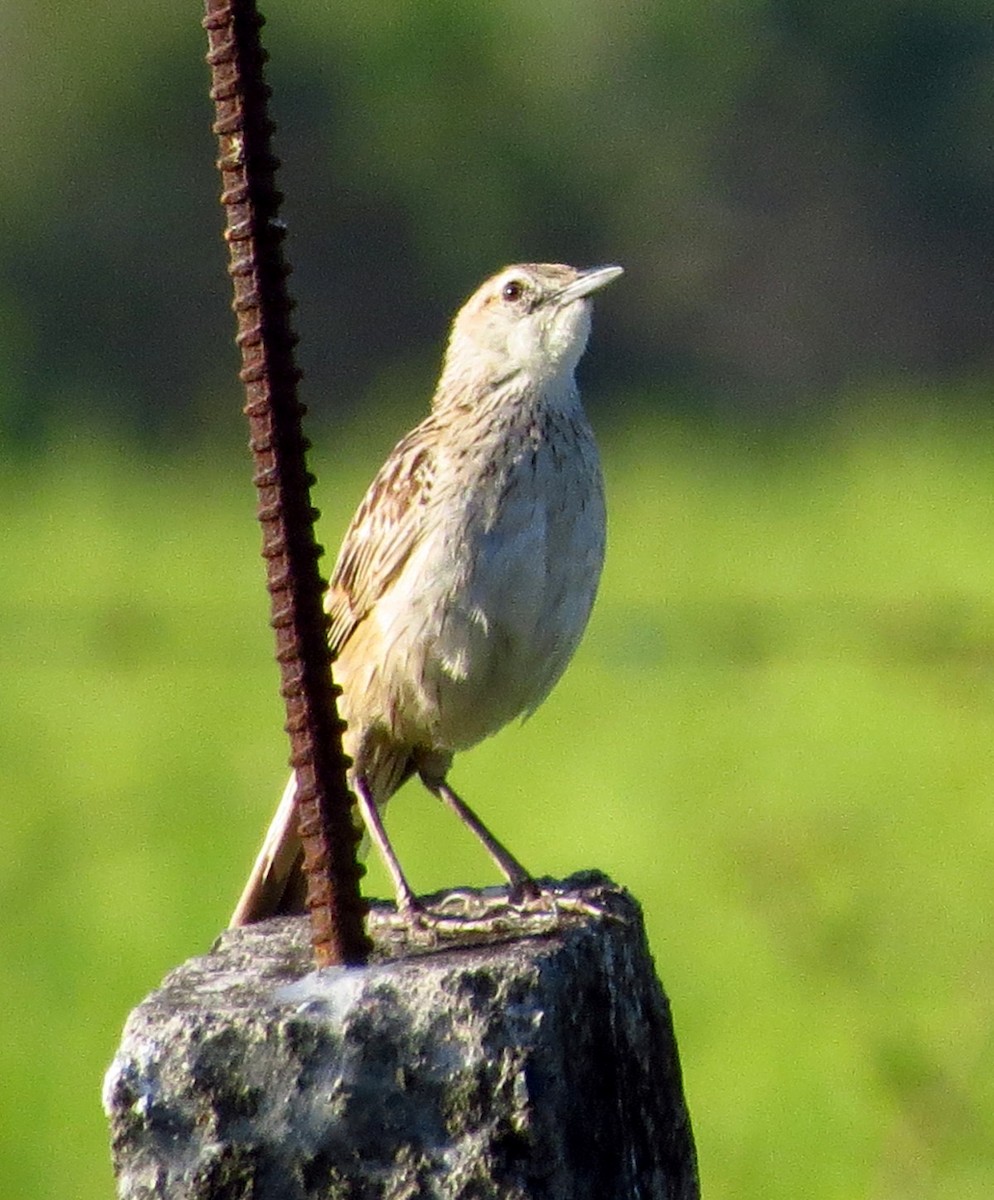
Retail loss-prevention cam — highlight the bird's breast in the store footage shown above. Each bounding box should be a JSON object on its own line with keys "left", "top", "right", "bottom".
{"left": 373, "top": 408, "right": 606, "bottom": 751}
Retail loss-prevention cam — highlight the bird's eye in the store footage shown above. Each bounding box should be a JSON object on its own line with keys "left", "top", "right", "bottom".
{"left": 501, "top": 280, "right": 524, "bottom": 302}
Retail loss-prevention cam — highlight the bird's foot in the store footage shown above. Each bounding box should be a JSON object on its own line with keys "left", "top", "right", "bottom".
{"left": 372, "top": 875, "right": 627, "bottom": 952}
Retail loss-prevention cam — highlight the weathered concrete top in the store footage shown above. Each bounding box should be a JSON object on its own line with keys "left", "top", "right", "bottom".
{"left": 105, "top": 873, "right": 698, "bottom": 1200}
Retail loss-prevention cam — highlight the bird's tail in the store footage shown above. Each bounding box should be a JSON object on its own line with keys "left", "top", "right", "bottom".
{"left": 228, "top": 736, "right": 421, "bottom": 927}
{"left": 228, "top": 764, "right": 406, "bottom": 927}
{"left": 229, "top": 773, "right": 309, "bottom": 926}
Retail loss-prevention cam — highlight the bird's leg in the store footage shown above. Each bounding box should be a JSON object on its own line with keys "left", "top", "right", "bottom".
{"left": 352, "top": 775, "right": 419, "bottom": 918}
{"left": 423, "top": 777, "right": 540, "bottom": 902}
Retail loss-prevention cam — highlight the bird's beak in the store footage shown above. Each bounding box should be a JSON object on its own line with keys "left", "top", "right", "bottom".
{"left": 557, "top": 264, "right": 624, "bottom": 304}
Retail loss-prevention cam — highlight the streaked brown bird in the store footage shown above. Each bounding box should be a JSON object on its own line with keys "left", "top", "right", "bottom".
{"left": 231, "top": 262, "right": 623, "bottom": 926}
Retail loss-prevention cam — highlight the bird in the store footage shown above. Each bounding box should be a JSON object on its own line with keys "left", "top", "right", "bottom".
{"left": 230, "top": 261, "right": 623, "bottom": 927}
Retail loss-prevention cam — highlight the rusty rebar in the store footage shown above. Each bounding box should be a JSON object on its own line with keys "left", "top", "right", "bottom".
{"left": 202, "top": 0, "right": 371, "bottom": 967}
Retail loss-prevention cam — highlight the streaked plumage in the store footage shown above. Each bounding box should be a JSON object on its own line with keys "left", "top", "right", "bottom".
{"left": 231, "top": 262, "right": 622, "bottom": 925}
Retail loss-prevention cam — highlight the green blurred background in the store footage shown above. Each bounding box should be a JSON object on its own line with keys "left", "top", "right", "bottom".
{"left": 3, "top": 3, "right": 994, "bottom": 1198}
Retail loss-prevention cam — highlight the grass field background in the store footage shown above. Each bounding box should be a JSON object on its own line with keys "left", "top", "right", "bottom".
{"left": 2, "top": 395, "right": 993, "bottom": 1199}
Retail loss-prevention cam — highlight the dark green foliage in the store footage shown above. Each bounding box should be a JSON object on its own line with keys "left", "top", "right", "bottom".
{"left": 4, "top": 2, "right": 994, "bottom": 443}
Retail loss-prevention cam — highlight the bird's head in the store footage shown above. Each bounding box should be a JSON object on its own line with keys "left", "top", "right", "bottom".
{"left": 439, "top": 263, "right": 623, "bottom": 397}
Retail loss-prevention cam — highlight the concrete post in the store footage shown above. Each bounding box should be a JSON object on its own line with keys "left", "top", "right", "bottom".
{"left": 104, "top": 873, "right": 698, "bottom": 1199}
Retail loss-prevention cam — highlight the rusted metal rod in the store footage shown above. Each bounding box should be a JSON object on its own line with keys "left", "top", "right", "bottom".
{"left": 202, "top": 0, "right": 371, "bottom": 966}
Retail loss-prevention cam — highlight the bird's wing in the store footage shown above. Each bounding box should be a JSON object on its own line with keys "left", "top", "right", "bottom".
{"left": 325, "top": 417, "right": 438, "bottom": 655}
